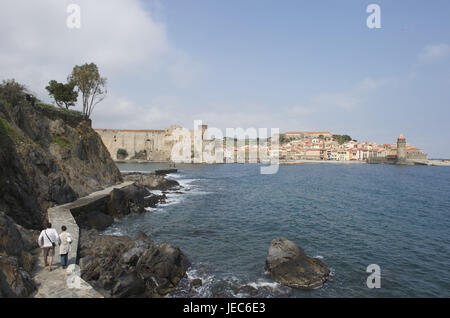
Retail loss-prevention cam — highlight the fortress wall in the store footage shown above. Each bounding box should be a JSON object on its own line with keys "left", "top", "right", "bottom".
{"left": 96, "top": 126, "right": 210, "bottom": 162}
{"left": 95, "top": 129, "right": 168, "bottom": 161}
{"left": 407, "top": 150, "right": 428, "bottom": 160}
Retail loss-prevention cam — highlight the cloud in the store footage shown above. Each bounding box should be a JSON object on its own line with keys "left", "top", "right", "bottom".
{"left": 0, "top": 0, "right": 201, "bottom": 98}
{"left": 289, "top": 77, "right": 389, "bottom": 114}
{"left": 419, "top": 44, "right": 450, "bottom": 64}
{"left": 91, "top": 93, "right": 185, "bottom": 129}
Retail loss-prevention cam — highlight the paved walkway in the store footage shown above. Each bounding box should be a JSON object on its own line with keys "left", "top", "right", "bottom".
{"left": 32, "top": 181, "right": 134, "bottom": 298}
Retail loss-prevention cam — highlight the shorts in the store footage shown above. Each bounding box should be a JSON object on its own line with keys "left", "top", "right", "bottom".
{"left": 43, "top": 246, "right": 55, "bottom": 258}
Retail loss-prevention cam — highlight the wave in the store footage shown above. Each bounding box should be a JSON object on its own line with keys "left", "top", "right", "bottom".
{"left": 247, "top": 280, "right": 281, "bottom": 290}
{"left": 148, "top": 189, "right": 164, "bottom": 196}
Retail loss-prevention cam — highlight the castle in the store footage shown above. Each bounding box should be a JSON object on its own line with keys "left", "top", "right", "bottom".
{"left": 95, "top": 125, "right": 210, "bottom": 162}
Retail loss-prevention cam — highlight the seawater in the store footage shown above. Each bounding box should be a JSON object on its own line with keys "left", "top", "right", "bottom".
{"left": 104, "top": 163, "right": 450, "bottom": 298}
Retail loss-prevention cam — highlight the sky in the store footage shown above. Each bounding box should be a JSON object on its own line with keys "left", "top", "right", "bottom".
{"left": 0, "top": 0, "right": 449, "bottom": 157}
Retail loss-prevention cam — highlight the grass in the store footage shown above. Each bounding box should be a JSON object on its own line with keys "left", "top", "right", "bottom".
{"left": 35, "top": 102, "right": 83, "bottom": 117}
{"left": 0, "top": 115, "right": 26, "bottom": 146}
{"left": 53, "top": 136, "right": 71, "bottom": 147}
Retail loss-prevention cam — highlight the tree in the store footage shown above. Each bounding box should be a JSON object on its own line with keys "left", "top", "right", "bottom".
{"left": 45, "top": 80, "right": 78, "bottom": 110}
{"left": 117, "top": 148, "right": 128, "bottom": 159}
{"left": 279, "top": 134, "right": 289, "bottom": 144}
{"left": 68, "top": 63, "right": 107, "bottom": 118}
{"left": 0, "top": 79, "right": 26, "bottom": 105}
{"left": 332, "top": 134, "right": 352, "bottom": 145}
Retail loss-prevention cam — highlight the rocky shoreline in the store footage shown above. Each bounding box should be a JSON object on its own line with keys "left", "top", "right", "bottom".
{"left": 79, "top": 229, "right": 190, "bottom": 297}
{"left": 76, "top": 171, "right": 194, "bottom": 298}
{"left": 0, "top": 95, "right": 193, "bottom": 298}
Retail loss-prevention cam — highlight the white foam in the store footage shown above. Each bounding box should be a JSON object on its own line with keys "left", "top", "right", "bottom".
{"left": 186, "top": 267, "right": 216, "bottom": 298}
{"left": 314, "top": 255, "right": 324, "bottom": 260}
{"left": 329, "top": 267, "right": 335, "bottom": 277}
{"left": 102, "top": 227, "right": 124, "bottom": 236}
{"left": 165, "top": 173, "right": 182, "bottom": 179}
{"left": 247, "top": 280, "right": 280, "bottom": 290}
{"left": 148, "top": 189, "right": 164, "bottom": 196}
{"left": 178, "top": 178, "right": 199, "bottom": 188}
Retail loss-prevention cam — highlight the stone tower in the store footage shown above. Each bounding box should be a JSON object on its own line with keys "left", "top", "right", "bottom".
{"left": 200, "top": 124, "right": 208, "bottom": 141}
{"left": 397, "top": 133, "right": 407, "bottom": 163}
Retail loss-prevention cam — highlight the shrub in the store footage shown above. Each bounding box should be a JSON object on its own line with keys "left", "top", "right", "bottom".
{"left": 117, "top": 148, "right": 128, "bottom": 157}
{"left": 0, "top": 79, "right": 27, "bottom": 106}
{"left": 53, "top": 136, "right": 71, "bottom": 147}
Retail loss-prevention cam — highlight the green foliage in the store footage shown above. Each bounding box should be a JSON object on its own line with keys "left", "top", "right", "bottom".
{"left": 0, "top": 79, "right": 27, "bottom": 106}
{"left": 0, "top": 116, "right": 26, "bottom": 146}
{"left": 68, "top": 63, "right": 107, "bottom": 118}
{"left": 46, "top": 80, "right": 78, "bottom": 110}
{"left": 35, "top": 101, "right": 83, "bottom": 118}
{"left": 279, "top": 134, "right": 293, "bottom": 144}
{"left": 332, "top": 134, "right": 352, "bottom": 145}
{"left": 117, "top": 148, "right": 128, "bottom": 157}
{"left": 53, "top": 136, "right": 71, "bottom": 147}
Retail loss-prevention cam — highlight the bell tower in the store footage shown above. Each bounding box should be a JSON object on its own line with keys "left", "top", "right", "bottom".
{"left": 397, "top": 134, "right": 407, "bottom": 163}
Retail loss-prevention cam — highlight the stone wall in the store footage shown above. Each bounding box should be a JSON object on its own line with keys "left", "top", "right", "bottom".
{"left": 407, "top": 149, "right": 428, "bottom": 160}
{"left": 95, "top": 125, "right": 209, "bottom": 162}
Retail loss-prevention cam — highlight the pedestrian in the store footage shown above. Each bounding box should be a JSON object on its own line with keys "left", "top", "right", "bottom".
{"left": 38, "top": 222, "right": 60, "bottom": 272}
{"left": 59, "top": 225, "right": 72, "bottom": 269}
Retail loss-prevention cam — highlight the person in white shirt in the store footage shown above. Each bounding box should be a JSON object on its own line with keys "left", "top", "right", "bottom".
{"left": 38, "top": 222, "right": 60, "bottom": 272}
{"left": 59, "top": 225, "right": 72, "bottom": 269}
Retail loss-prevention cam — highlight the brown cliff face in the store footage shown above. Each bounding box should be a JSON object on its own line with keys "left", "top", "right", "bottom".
{"left": 0, "top": 99, "right": 122, "bottom": 297}
{"left": 0, "top": 101, "right": 122, "bottom": 230}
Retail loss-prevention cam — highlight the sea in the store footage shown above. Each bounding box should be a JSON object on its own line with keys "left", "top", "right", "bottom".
{"left": 103, "top": 162, "right": 450, "bottom": 298}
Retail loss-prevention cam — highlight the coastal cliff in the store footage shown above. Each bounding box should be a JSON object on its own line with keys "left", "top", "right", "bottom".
{"left": 0, "top": 98, "right": 122, "bottom": 297}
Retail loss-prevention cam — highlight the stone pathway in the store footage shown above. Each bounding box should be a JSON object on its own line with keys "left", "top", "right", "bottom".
{"left": 32, "top": 181, "right": 134, "bottom": 298}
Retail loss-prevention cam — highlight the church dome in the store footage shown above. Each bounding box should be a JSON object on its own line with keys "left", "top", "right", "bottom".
{"left": 398, "top": 133, "right": 406, "bottom": 140}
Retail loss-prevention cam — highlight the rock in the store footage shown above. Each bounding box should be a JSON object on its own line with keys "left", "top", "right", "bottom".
{"left": 0, "top": 212, "right": 24, "bottom": 257}
{"left": 106, "top": 183, "right": 150, "bottom": 217}
{"left": 111, "top": 272, "right": 146, "bottom": 298}
{"left": 0, "top": 100, "right": 122, "bottom": 230}
{"left": 265, "top": 238, "right": 329, "bottom": 289}
{"left": 0, "top": 212, "right": 35, "bottom": 273}
{"left": 191, "top": 278, "right": 203, "bottom": 288}
{"left": 132, "top": 175, "right": 180, "bottom": 191}
{"left": 79, "top": 230, "right": 189, "bottom": 298}
{"left": 14, "top": 223, "right": 39, "bottom": 252}
{"left": 143, "top": 194, "right": 166, "bottom": 208}
{"left": 121, "top": 232, "right": 153, "bottom": 266}
{"left": 235, "top": 285, "right": 258, "bottom": 297}
{"left": 151, "top": 169, "right": 177, "bottom": 176}
{"left": 0, "top": 256, "right": 36, "bottom": 297}
{"left": 136, "top": 243, "right": 191, "bottom": 296}
{"left": 80, "top": 211, "right": 114, "bottom": 231}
